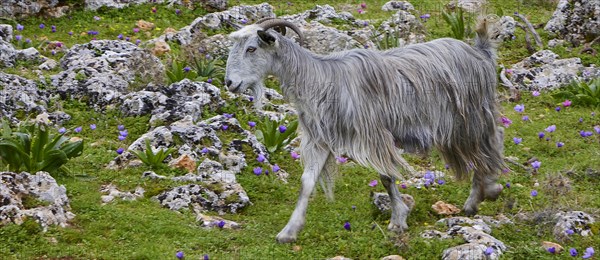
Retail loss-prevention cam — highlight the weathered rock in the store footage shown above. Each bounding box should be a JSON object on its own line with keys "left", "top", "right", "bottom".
{"left": 38, "top": 59, "right": 59, "bottom": 70}
{"left": 421, "top": 229, "right": 452, "bottom": 239}
{"left": 541, "top": 241, "right": 564, "bottom": 254}
{"left": 442, "top": 243, "right": 495, "bottom": 260}
{"left": 507, "top": 50, "right": 598, "bottom": 90}
{"left": 152, "top": 40, "right": 171, "bottom": 56}
{"left": 544, "top": 0, "right": 600, "bottom": 46}
{"left": 328, "top": 256, "right": 352, "bottom": 260}
{"left": 169, "top": 154, "right": 197, "bottom": 173}
{"left": 0, "top": 0, "right": 60, "bottom": 18}
{"left": 0, "top": 171, "right": 75, "bottom": 231}
{"left": 553, "top": 211, "right": 596, "bottom": 242}
{"left": 85, "top": 0, "right": 163, "bottom": 11}
{"left": 378, "top": 10, "right": 426, "bottom": 47}
{"left": 284, "top": 5, "right": 355, "bottom": 24}
{"left": 372, "top": 192, "right": 415, "bottom": 212}
{"left": 0, "top": 40, "right": 17, "bottom": 67}
{"left": 137, "top": 20, "right": 156, "bottom": 31}
{"left": 0, "top": 72, "right": 47, "bottom": 123}
{"left": 154, "top": 182, "right": 250, "bottom": 215}
{"left": 0, "top": 25, "right": 14, "bottom": 42}
{"left": 381, "top": 256, "right": 405, "bottom": 260}
{"left": 51, "top": 40, "right": 164, "bottom": 109}
{"left": 300, "top": 21, "right": 363, "bottom": 54}
{"left": 432, "top": 201, "right": 461, "bottom": 215}
{"left": 188, "top": 3, "right": 274, "bottom": 31}
{"left": 121, "top": 79, "right": 223, "bottom": 123}
{"left": 437, "top": 216, "right": 492, "bottom": 234}
{"left": 495, "top": 16, "right": 516, "bottom": 41}
{"left": 195, "top": 211, "right": 240, "bottom": 229}
{"left": 451, "top": 0, "right": 487, "bottom": 13}
{"left": 381, "top": 1, "right": 415, "bottom": 11}
{"left": 100, "top": 184, "right": 145, "bottom": 204}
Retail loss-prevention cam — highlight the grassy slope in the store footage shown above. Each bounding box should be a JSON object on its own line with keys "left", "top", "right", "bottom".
{"left": 1, "top": 0, "right": 599, "bottom": 259}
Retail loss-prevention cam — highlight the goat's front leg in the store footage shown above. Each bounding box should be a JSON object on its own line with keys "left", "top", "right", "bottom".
{"left": 276, "top": 144, "right": 330, "bottom": 243}
{"left": 380, "top": 174, "right": 410, "bottom": 233}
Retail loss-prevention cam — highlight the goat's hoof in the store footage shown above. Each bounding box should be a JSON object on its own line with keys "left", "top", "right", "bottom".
{"left": 388, "top": 222, "right": 408, "bottom": 233}
{"left": 484, "top": 183, "right": 503, "bottom": 201}
{"left": 276, "top": 231, "right": 297, "bottom": 244}
{"left": 463, "top": 205, "right": 478, "bottom": 216}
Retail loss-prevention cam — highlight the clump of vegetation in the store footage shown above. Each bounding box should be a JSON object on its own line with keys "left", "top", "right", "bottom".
{"left": 254, "top": 117, "right": 298, "bottom": 154}
{"left": 552, "top": 78, "right": 600, "bottom": 107}
{"left": 441, "top": 8, "right": 473, "bottom": 40}
{"left": 131, "top": 138, "right": 176, "bottom": 170}
{"left": 0, "top": 120, "right": 83, "bottom": 175}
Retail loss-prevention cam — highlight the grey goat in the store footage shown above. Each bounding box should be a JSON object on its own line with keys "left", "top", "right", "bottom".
{"left": 225, "top": 18, "right": 505, "bottom": 243}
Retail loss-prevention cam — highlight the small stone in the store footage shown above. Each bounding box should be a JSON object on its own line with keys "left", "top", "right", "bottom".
{"left": 541, "top": 241, "right": 564, "bottom": 254}
{"left": 292, "top": 245, "right": 302, "bottom": 252}
{"left": 432, "top": 201, "right": 461, "bottom": 215}
{"left": 169, "top": 154, "right": 197, "bottom": 173}
{"left": 137, "top": 20, "right": 156, "bottom": 31}
{"left": 152, "top": 40, "right": 171, "bottom": 56}
{"left": 381, "top": 255, "right": 405, "bottom": 260}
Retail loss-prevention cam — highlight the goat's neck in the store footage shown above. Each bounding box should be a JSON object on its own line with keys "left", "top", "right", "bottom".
{"left": 271, "top": 40, "right": 323, "bottom": 104}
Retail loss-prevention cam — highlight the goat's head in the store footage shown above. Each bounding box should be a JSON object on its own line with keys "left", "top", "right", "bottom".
{"left": 225, "top": 18, "right": 303, "bottom": 101}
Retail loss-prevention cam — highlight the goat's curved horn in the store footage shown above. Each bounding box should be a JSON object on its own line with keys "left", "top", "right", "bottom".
{"left": 258, "top": 18, "right": 304, "bottom": 46}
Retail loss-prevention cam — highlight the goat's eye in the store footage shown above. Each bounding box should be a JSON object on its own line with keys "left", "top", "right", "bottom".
{"left": 246, "top": 47, "right": 256, "bottom": 53}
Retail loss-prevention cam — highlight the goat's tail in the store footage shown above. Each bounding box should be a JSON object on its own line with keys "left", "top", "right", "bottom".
{"left": 474, "top": 18, "right": 497, "bottom": 60}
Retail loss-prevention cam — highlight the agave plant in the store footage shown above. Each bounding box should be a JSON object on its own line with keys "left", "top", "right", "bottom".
{"left": 166, "top": 58, "right": 198, "bottom": 84}
{"left": 254, "top": 118, "right": 298, "bottom": 154}
{"left": 0, "top": 120, "right": 83, "bottom": 175}
{"left": 442, "top": 8, "right": 472, "bottom": 40}
{"left": 131, "top": 138, "right": 176, "bottom": 170}
{"left": 191, "top": 55, "right": 225, "bottom": 85}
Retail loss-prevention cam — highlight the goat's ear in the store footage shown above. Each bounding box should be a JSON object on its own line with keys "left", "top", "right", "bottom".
{"left": 257, "top": 30, "right": 276, "bottom": 45}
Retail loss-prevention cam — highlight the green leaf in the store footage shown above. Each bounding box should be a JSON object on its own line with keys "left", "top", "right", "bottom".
{"left": 39, "top": 150, "right": 68, "bottom": 173}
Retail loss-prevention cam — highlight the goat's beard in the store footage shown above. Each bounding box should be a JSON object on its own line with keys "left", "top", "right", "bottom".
{"left": 248, "top": 82, "right": 265, "bottom": 109}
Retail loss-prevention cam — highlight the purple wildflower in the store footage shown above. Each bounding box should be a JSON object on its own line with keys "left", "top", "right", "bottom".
{"left": 203, "top": 254, "right": 209, "bottom": 260}
{"left": 201, "top": 147, "right": 209, "bottom": 154}
{"left": 39, "top": 24, "right": 45, "bottom": 29}
{"left": 176, "top": 9, "right": 181, "bottom": 15}
{"left": 545, "top": 125, "right": 556, "bottom": 133}
{"left": 223, "top": 113, "right": 233, "bottom": 119}
{"left": 562, "top": 99, "right": 572, "bottom": 107}
{"left": 135, "top": 39, "right": 141, "bottom": 45}
{"left": 253, "top": 167, "right": 262, "bottom": 176}
{"left": 569, "top": 248, "right": 577, "bottom": 257}
{"left": 556, "top": 106, "right": 561, "bottom": 112}
{"left": 58, "top": 127, "right": 66, "bottom": 134}
{"left": 505, "top": 182, "right": 511, "bottom": 188}
{"left": 278, "top": 125, "right": 287, "bottom": 133}
{"left": 437, "top": 179, "right": 445, "bottom": 185}
{"left": 51, "top": 50, "right": 56, "bottom": 56}
{"left": 547, "top": 247, "right": 556, "bottom": 254}
{"left": 119, "top": 130, "right": 128, "bottom": 137}
{"left": 501, "top": 116, "right": 512, "bottom": 127}
{"left": 221, "top": 124, "right": 228, "bottom": 131}
{"left": 183, "top": 66, "right": 191, "bottom": 73}
{"left": 514, "top": 104, "right": 525, "bottom": 112}
{"left": 117, "top": 34, "right": 123, "bottom": 40}
{"left": 16, "top": 24, "right": 24, "bottom": 31}
{"left": 118, "top": 135, "right": 126, "bottom": 141}
{"left": 352, "top": 205, "right": 356, "bottom": 211}
{"left": 579, "top": 118, "right": 583, "bottom": 123}
{"left": 360, "top": 3, "right": 367, "bottom": 8}
{"left": 368, "top": 180, "right": 378, "bottom": 187}
{"left": 531, "top": 190, "right": 538, "bottom": 197}
{"left": 336, "top": 156, "right": 348, "bottom": 163}
{"left": 357, "top": 8, "right": 364, "bottom": 14}
{"left": 207, "top": 78, "right": 213, "bottom": 83}
{"left": 133, "top": 28, "right": 140, "bottom": 33}
{"left": 484, "top": 247, "right": 493, "bottom": 256}
{"left": 74, "top": 126, "right": 82, "bottom": 133}
{"left": 291, "top": 151, "right": 300, "bottom": 160}
{"left": 531, "top": 161, "right": 541, "bottom": 170}
{"left": 151, "top": 6, "right": 157, "bottom": 13}
{"left": 116, "top": 148, "right": 124, "bottom": 154}
{"left": 257, "top": 154, "right": 266, "bottom": 163}
{"left": 420, "top": 13, "right": 431, "bottom": 20}
{"left": 538, "top": 132, "right": 545, "bottom": 139}
{"left": 400, "top": 183, "right": 407, "bottom": 189}
{"left": 125, "top": 36, "right": 130, "bottom": 41}
{"left": 15, "top": 35, "right": 22, "bottom": 41}
{"left": 556, "top": 142, "right": 564, "bottom": 148}
{"left": 424, "top": 171, "right": 435, "bottom": 180}
{"left": 522, "top": 115, "right": 529, "bottom": 121}
{"left": 343, "top": 221, "right": 351, "bottom": 231}
{"left": 248, "top": 121, "right": 256, "bottom": 128}
{"left": 94, "top": 16, "right": 101, "bottom": 21}
{"left": 176, "top": 251, "right": 184, "bottom": 259}
{"left": 272, "top": 164, "right": 280, "bottom": 172}
{"left": 68, "top": 31, "right": 73, "bottom": 36}
{"left": 90, "top": 124, "right": 96, "bottom": 130}
{"left": 118, "top": 124, "right": 125, "bottom": 131}
{"left": 217, "top": 220, "right": 225, "bottom": 228}
{"left": 582, "top": 247, "right": 594, "bottom": 259}
{"left": 594, "top": 126, "right": 600, "bottom": 134}
{"left": 241, "top": 18, "right": 248, "bottom": 24}
{"left": 566, "top": 229, "right": 574, "bottom": 235}
{"left": 532, "top": 90, "right": 540, "bottom": 97}
{"left": 513, "top": 137, "right": 522, "bottom": 145}
{"left": 580, "top": 131, "right": 593, "bottom": 137}
{"left": 51, "top": 25, "right": 56, "bottom": 33}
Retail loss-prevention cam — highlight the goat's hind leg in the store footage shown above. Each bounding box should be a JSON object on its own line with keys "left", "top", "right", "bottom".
{"left": 276, "top": 144, "right": 331, "bottom": 243}
{"left": 380, "top": 174, "right": 410, "bottom": 233}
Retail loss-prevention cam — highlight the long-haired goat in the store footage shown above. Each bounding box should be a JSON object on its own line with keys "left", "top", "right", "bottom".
{"left": 225, "top": 18, "right": 505, "bottom": 243}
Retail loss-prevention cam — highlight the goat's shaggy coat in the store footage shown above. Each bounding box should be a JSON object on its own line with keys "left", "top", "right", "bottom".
{"left": 225, "top": 19, "right": 505, "bottom": 243}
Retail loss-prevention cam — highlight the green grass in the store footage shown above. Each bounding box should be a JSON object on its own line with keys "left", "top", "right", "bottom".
{"left": 1, "top": 0, "right": 600, "bottom": 259}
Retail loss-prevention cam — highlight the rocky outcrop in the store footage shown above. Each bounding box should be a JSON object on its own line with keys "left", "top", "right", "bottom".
{"left": 0, "top": 72, "right": 48, "bottom": 123}
{"left": 0, "top": 0, "right": 66, "bottom": 18}
{"left": 544, "top": 0, "right": 600, "bottom": 46}
{"left": 0, "top": 171, "right": 75, "bottom": 231}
